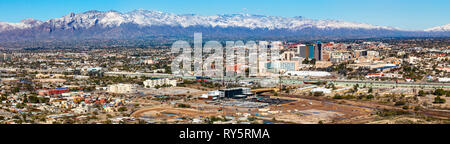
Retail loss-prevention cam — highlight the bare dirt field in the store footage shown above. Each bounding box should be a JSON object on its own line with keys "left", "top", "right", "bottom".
{"left": 131, "top": 105, "right": 218, "bottom": 121}
{"left": 141, "top": 87, "right": 206, "bottom": 96}
{"left": 267, "top": 96, "right": 375, "bottom": 124}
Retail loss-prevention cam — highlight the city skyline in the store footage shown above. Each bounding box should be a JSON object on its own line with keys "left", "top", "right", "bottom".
{"left": 0, "top": 0, "right": 449, "bottom": 30}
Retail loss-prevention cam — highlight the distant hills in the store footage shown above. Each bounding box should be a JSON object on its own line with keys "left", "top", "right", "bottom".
{"left": 0, "top": 9, "right": 449, "bottom": 44}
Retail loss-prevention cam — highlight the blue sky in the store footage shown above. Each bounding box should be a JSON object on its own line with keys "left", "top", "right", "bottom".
{"left": 0, "top": 0, "right": 448, "bottom": 30}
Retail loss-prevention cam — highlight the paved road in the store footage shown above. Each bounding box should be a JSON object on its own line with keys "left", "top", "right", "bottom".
{"left": 3, "top": 67, "right": 448, "bottom": 88}
{"left": 104, "top": 71, "right": 450, "bottom": 88}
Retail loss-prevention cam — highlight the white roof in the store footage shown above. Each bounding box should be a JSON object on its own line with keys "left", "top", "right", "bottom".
{"left": 311, "top": 87, "right": 331, "bottom": 94}
{"left": 285, "top": 71, "right": 331, "bottom": 77}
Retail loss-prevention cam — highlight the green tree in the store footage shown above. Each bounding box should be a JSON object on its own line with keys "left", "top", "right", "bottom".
{"left": 433, "top": 96, "right": 446, "bottom": 104}
{"left": 313, "top": 92, "right": 324, "bottom": 97}
{"left": 394, "top": 101, "right": 406, "bottom": 106}
{"left": 434, "top": 89, "right": 445, "bottom": 96}
{"left": 310, "top": 59, "right": 316, "bottom": 65}
{"left": 366, "top": 94, "right": 374, "bottom": 99}
{"left": 333, "top": 94, "right": 344, "bottom": 99}
{"left": 418, "top": 90, "right": 425, "bottom": 96}
{"left": 402, "top": 105, "right": 409, "bottom": 110}
{"left": 118, "top": 107, "right": 128, "bottom": 112}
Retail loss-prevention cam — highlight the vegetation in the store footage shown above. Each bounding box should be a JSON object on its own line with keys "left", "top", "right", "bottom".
{"left": 376, "top": 109, "right": 410, "bottom": 117}
{"left": 402, "top": 105, "right": 409, "bottom": 110}
{"left": 394, "top": 101, "right": 406, "bottom": 106}
{"left": 177, "top": 104, "right": 191, "bottom": 108}
{"left": 434, "top": 89, "right": 450, "bottom": 97}
{"left": 118, "top": 107, "right": 128, "bottom": 112}
{"left": 313, "top": 92, "right": 324, "bottom": 97}
{"left": 206, "top": 116, "right": 226, "bottom": 124}
{"left": 433, "top": 96, "right": 446, "bottom": 104}
{"left": 418, "top": 90, "right": 425, "bottom": 96}
{"left": 333, "top": 94, "right": 344, "bottom": 99}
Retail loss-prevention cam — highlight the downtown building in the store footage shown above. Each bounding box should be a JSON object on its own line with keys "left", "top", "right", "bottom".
{"left": 297, "top": 41, "right": 323, "bottom": 61}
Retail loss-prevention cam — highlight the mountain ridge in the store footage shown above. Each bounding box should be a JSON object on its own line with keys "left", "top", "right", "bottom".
{"left": 0, "top": 9, "right": 448, "bottom": 42}
{"left": 0, "top": 9, "right": 403, "bottom": 31}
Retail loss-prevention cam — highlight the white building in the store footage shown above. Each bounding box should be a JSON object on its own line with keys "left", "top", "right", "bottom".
{"left": 365, "top": 73, "right": 403, "bottom": 79}
{"left": 284, "top": 71, "right": 332, "bottom": 77}
{"left": 143, "top": 78, "right": 177, "bottom": 88}
{"left": 311, "top": 87, "right": 331, "bottom": 94}
{"left": 367, "top": 51, "right": 379, "bottom": 57}
{"left": 200, "top": 91, "right": 221, "bottom": 100}
{"left": 438, "top": 78, "right": 450, "bottom": 82}
{"left": 144, "top": 59, "right": 154, "bottom": 64}
{"left": 108, "top": 84, "right": 136, "bottom": 94}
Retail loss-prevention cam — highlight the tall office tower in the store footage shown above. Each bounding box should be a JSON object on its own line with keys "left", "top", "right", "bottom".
{"left": 316, "top": 41, "right": 322, "bottom": 60}
{"left": 258, "top": 41, "right": 269, "bottom": 76}
{"left": 297, "top": 44, "right": 307, "bottom": 58}
{"left": 307, "top": 44, "right": 315, "bottom": 59}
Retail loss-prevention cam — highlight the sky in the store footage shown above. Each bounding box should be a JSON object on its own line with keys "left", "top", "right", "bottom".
{"left": 0, "top": 0, "right": 449, "bottom": 30}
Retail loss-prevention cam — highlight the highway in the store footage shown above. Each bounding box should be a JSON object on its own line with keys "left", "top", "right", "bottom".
{"left": 104, "top": 71, "right": 450, "bottom": 88}
{"left": 3, "top": 68, "right": 446, "bottom": 88}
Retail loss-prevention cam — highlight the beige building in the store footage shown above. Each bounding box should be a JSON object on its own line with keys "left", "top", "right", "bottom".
{"left": 108, "top": 84, "right": 136, "bottom": 94}
{"left": 143, "top": 78, "right": 177, "bottom": 88}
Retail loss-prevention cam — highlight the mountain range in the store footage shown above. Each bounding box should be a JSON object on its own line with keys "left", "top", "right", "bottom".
{"left": 0, "top": 9, "right": 449, "bottom": 43}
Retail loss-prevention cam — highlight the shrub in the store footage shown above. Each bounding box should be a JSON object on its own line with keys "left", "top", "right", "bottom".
{"left": 434, "top": 89, "right": 446, "bottom": 96}
{"left": 376, "top": 109, "right": 410, "bottom": 117}
{"left": 433, "top": 96, "right": 446, "bottom": 104}
{"left": 418, "top": 90, "right": 425, "bottom": 96}
{"left": 402, "top": 105, "right": 409, "bottom": 110}
{"left": 118, "top": 107, "right": 127, "bottom": 112}
{"left": 333, "top": 94, "right": 344, "bottom": 99}
{"left": 177, "top": 104, "right": 191, "bottom": 108}
{"left": 394, "top": 101, "right": 406, "bottom": 106}
{"left": 313, "top": 92, "right": 324, "bottom": 97}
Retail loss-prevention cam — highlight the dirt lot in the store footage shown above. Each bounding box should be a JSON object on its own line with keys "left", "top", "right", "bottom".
{"left": 419, "top": 95, "right": 450, "bottom": 109}
{"left": 367, "top": 115, "right": 450, "bottom": 124}
{"left": 267, "top": 96, "right": 375, "bottom": 124}
{"left": 131, "top": 105, "right": 219, "bottom": 122}
{"left": 140, "top": 87, "right": 206, "bottom": 96}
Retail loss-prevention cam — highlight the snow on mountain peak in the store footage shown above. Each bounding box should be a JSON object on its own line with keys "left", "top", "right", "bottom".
{"left": 1, "top": 9, "right": 402, "bottom": 32}
{"left": 0, "top": 18, "right": 43, "bottom": 32}
{"left": 425, "top": 24, "right": 450, "bottom": 32}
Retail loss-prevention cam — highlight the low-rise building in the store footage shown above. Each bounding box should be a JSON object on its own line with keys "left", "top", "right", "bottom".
{"left": 143, "top": 78, "right": 177, "bottom": 88}
{"left": 365, "top": 73, "right": 403, "bottom": 79}
{"left": 284, "top": 71, "right": 332, "bottom": 77}
{"left": 108, "top": 84, "right": 136, "bottom": 94}
{"left": 438, "top": 78, "right": 450, "bottom": 82}
{"left": 311, "top": 87, "right": 331, "bottom": 94}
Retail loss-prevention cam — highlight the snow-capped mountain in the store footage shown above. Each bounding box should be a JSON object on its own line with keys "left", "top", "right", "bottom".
{"left": 425, "top": 24, "right": 450, "bottom": 32}
{"left": 0, "top": 9, "right": 398, "bottom": 32}
{"left": 0, "top": 18, "right": 43, "bottom": 32}
{"left": 0, "top": 9, "right": 448, "bottom": 43}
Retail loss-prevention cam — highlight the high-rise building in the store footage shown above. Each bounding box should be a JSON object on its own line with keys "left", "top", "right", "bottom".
{"left": 308, "top": 44, "right": 315, "bottom": 59}
{"left": 297, "top": 44, "right": 307, "bottom": 58}
{"left": 316, "top": 41, "right": 322, "bottom": 60}
{"left": 298, "top": 44, "right": 320, "bottom": 60}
